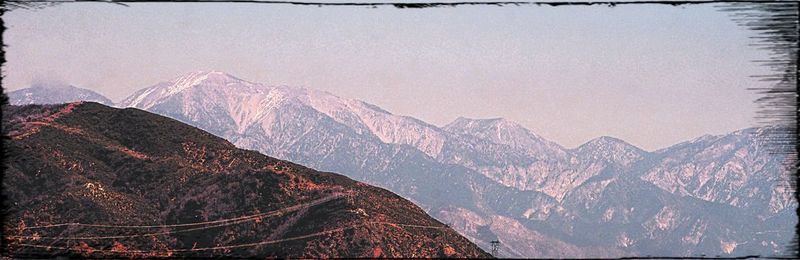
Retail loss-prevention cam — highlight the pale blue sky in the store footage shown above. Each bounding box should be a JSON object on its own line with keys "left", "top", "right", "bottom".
{"left": 2, "top": 2, "right": 771, "bottom": 150}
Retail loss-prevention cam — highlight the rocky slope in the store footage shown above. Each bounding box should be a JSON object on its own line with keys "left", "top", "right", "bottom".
{"left": 641, "top": 127, "right": 795, "bottom": 218}
{"left": 1, "top": 102, "right": 491, "bottom": 258}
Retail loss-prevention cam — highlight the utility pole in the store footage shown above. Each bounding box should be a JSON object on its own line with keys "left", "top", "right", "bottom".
{"left": 490, "top": 240, "right": 500, "bottom": 257}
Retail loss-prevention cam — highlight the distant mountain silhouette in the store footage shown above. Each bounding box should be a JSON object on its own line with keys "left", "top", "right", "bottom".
{"left": 8, "top": 84, "right": 113, "bottom": 106}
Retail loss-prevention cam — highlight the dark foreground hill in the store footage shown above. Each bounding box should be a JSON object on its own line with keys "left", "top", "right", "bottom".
{"left": 1, "top": 102, "right": 491, "bottom": 258}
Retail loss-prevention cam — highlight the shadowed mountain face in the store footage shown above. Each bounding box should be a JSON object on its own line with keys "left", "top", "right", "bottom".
{"left": 1, "top": 102, "right": 491, "bottom": 258}
{"left": 8, "top": 84, "right": 113, "bottom": 106}
{"left": 12, "top": 71, "right": 797, "bottom": 258}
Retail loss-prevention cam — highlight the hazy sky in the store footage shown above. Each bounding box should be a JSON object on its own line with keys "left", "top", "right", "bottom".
{"left": 2, "top": 2, "right": 771, "bottom": 151}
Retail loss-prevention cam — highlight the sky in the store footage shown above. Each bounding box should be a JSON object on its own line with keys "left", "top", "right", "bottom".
{"left": 1, "top": 2, "right": 772, "bottom": 151}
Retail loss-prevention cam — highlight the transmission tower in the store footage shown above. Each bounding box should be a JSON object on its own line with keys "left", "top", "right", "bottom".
{"left": 490, "top": 240, "right": 500, "bottom": 257}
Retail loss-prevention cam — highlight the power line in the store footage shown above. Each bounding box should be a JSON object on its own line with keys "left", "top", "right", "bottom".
{"left": 10, "top": 211, "right": 272, "bottom": 240}
{"left": 19, "top": 194, "right": 344, "bottom": 230}
{"left": 10, "top": 221, "right": 448, "bottom": 255}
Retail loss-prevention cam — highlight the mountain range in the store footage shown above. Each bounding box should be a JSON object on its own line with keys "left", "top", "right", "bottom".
{"left": 2, "top": 102, "right": 490, "bottom": 258}
{"left": 7, "top": 70, "right": 797, "bottom": 257}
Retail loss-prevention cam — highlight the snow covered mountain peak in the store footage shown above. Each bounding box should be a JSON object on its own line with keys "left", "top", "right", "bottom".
{"left": 577, "top": 136, "right": 644, "bottom": 153}
{"left": 119, "top": 71, "right": 262, "bottom": 109}
{"left": 443, "top": 116, "right": 569, "bottom": 160}
{"left": 690, "top": 134, "right": 720, "bottom": 143}
{"left": 575, "top": 136, "right": 647, "bottom": 166}
{"left": 29, "top": 82, "right": 72, "bottom": 89}
{"left": 445, "top": 117, "right": 526, "bottom": 132}
{"left": 581, "top": 136, "right": 630, "bottom": 146}
{"left": 165, "top": 70, "right": 249, "bottom": 93}
{"left": 443, "top": 117, "right": 537, "bottom": 140}
{"left": 9, "top": 84, "right": 114, "bottom": 106}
